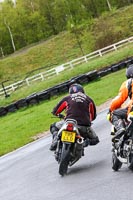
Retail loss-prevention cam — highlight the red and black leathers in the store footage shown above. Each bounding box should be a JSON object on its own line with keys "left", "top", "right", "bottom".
{"left": 52, "top": 92, "right": 96, "bottom": 126}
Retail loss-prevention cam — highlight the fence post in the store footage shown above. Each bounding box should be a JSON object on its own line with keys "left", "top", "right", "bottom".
{"left": 70, "top": 62, "right": 73, "bottom": 68}
{"left": 98, "top": 50, "right": 102, "bottom": 57}
{"left": 113, "top": 44, "right": 117, "bottom": 50}
{"left": 26, "top": 78, "right": 30, "bottom": 86}
{"left": 11, "top": 84, "right": 15, "bottom": 91}
{"left": 40, "top": 73, "right": 44, "bottom": 81}
{"left": 1, "top": 81, "right": 10, "bottom": 98}
{"left": 84, "top": 56, "right": 88, "bottom": 63}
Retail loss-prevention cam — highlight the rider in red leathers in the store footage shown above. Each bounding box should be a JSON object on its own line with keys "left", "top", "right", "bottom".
{"left": 49, "top": 83, "right": 99, "bottom": 151}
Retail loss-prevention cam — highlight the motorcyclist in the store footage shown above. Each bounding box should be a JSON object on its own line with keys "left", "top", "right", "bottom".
{"left": 108, "top": 64, "right": 133, "bottom": 142}
{"left": 49, "top": 83, "right": 100, "bottom": 151}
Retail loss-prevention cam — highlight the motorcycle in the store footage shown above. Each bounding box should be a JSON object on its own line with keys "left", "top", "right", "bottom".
{"left": 111, "top": 111, "right": 133, "bottom": 171}
{"left": 53, "top": 117, "right": 86, "bottom": 176}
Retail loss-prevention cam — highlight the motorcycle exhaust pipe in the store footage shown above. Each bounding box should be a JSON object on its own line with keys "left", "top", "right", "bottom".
{"left": 77, "top": 137, "right": 84, "bottom": 144}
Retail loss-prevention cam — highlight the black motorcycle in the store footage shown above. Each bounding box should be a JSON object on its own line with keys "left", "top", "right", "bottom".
{"left": 111, "top": 111, "right": 133, "bottom": 171}
{"left": 54, "top": 118, "right": 85, "bottom": 176}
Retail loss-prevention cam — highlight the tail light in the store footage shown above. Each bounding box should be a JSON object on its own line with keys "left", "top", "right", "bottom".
{"left": 66, "top": 123, "right": 74, "bottom": 131}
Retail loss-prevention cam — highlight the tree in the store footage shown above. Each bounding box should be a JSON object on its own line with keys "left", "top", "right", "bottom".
{"left": 4, "top": 19, "right": 16, "bottom": 52}
{"left": 106, "top": 0, "right": 112, "bottom": 11}
{"left": 0, "top": 1, "right": 17, "bottom": 54}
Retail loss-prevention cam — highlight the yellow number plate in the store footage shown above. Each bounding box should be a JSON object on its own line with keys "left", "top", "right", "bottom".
{"left": 61, "top": 131, "right": 76, "bottom": 143}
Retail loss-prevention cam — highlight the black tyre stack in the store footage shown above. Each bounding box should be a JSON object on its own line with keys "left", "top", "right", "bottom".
{"left": 0, "top": 57, "right": 133, "bottom": 117}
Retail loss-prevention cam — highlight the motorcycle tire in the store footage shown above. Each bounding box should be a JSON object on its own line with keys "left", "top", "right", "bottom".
{"left": 112, "top": 152, "right": 122, "bottom": 171}
{"left": 128, "top": 153, "right": 133, "bottom": 171}
{"left": 59, "top": 143, "right": 71, "bottom": 176}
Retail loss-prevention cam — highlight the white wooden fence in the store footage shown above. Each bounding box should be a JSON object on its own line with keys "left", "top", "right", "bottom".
{"left": 0, "top": 36, "right": 133, "bottom": 97}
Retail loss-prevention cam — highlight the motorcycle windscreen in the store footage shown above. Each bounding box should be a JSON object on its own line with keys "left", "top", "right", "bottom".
{"left": 61, "top": 131, "right": 76, "bottom": 143}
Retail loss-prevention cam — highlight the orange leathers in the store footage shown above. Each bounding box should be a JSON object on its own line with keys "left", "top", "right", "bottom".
{"left": 110, "top": 79, "right": 133, "bottom": 114}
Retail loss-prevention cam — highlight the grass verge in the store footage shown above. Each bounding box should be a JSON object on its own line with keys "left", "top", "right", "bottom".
{"left": 0, "top": 68, "right": 126, "bottom": 156}
{"left": 0, "top": 43, "right": 132, "bottom": 107}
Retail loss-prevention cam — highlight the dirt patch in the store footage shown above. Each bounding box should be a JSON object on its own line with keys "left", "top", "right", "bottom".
{"left": 31, "top": 99, "right": 112, "bottom": 140}
{"left": 96, "top": 99, "right": 112, "bottom": 113}
{"left": 32, "top": 131, "right": 50, "bottom": 140}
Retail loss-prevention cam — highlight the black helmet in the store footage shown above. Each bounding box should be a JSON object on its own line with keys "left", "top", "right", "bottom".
{"left": 69, "top": 83, "right": 85, "bottom": 94}
{"left": 126, "top": 64, "right": 133, "bottom": 79}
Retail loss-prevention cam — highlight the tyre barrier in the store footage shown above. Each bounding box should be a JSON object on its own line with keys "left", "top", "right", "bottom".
{"left": 47, "top": 86, "right": 60, "bottom": 98}
{"left": 0, "top": 107, "right": 8, "bottom": 116}
{"left": 124, "top": 59, "right": 133, "bottom": 67}
{"left": 70, "top": 74, "right": 89, "bottom": 85}
{"left": 86, "top": 70, "right": 99, "bottom": 81}
{"left": 57, "top": 83, "right": 69, "bottom": 94}
{"left": 26, "top": 93, "right": 39, "bottom": 106}
{"left": 0, "top": 57, "right": 133, "bottom": 117}
{"left": 118, "top": 61, "right": 126, "bottom": 70}
{"left": 15, "top": 98, "right": 27, "bottom": 109}
{"left": 98, "top": 68, "right": 112, "bottom": 77}
{"left": 97, "top": 57, "right": 133, "bottom": 77}
{"left": 111, "top": 64, "right": 119, "bottom": 72}
{"left": 5, "top": 103, "right": 17, "bottom": 113}
{"left": 37, "top": 90, "right": 50, "bottom": 102}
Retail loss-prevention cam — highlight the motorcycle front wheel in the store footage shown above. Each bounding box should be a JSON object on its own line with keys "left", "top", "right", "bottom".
{"left": 59, "top": 143, "right": 71, "bottom": 176}
{"left": 112, "top": 152, "right": 122, "bottom": 171}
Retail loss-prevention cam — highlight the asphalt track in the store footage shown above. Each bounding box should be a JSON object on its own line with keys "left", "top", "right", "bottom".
{"left": 0, "top": 109, "right": 133, "bottom": 200}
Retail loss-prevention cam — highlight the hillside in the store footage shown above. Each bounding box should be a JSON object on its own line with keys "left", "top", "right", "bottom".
{"left": 0, "top": 4, "right": 133, "bottom": 84}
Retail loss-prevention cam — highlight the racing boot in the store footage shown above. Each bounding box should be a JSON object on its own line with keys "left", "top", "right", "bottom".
{"left": 83, "top": 136, "right": 99, "bottom": 146}
{"left": 49, "top": 133, "right": 58, "bottom": 151}
{"left": 88, "top": 136, "right": 100, "bottom": 145}
{"left": 87, "top": 127, "right": 100, "bottom": 145}
{"left": 49, "top": 123, "right": 59, "bottom": 151}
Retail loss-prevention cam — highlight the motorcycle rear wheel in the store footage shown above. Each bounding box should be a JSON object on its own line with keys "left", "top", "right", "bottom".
{"left": 112, "top": 152, "right": 122, "bottom": 171}
{"left": 59, "top": 143, "right": 71, "bottom": 176}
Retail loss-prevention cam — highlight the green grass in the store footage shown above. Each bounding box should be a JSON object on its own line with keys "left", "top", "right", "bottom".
{"left": 0, "top": 68, "right": 126, "bottom": 156}
{"left": 0, "top": 43, "right": 132, "bottom": 107}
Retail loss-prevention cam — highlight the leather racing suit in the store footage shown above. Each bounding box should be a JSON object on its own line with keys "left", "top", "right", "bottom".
{"left": 109, "top": 78, "right": 133, "bottom": 140}
{"left": 50, "top": 92, "right": 99, "bottom": 150}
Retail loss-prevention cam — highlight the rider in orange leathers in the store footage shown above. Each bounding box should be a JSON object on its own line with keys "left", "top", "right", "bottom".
{"left": 108, "top": 64, "right": 133, "bottom": 142}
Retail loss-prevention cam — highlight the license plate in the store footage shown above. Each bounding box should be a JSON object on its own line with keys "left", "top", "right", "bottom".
{"left": 61, "top": 131, "right": 76, "bottom": 143}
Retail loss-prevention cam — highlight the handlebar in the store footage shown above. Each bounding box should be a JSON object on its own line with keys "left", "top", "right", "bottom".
{"left": 57, "top": 113, "right": 65, "bottom": 119}
{"left": 51, "top": 112, "right": 65, "bottom": 119}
